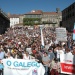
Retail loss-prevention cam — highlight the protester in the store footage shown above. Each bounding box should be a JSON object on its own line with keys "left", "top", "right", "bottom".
{"left": 0, "top": 60, "right": 4, "bottom": 75}
{"left": 23, "top": 51, "right": 32, "bottom": 59}
{"left": 0, "top": 49, "right": 5, "bottom": 60}
{"left": 72, "top": 44, "right": 75, "bottom": 55}
{"left": 50, "top": 58, "right": 60, "bottom": 75}
{"left": 6, "top": 52, "right": 13, "bottom": 59}
{"left": 0, "top": 48, "right": 4, "bottom": 75}
{"left": 42, "top": 52, "right": 50, "bottom": 75}
{"left": 0, "top": 25, "right": 75, "bottom": 75}
{"left": 54, "top": 45, "right": 64, "bottom": 62}
{"left": 34, "top": 52, "right": 42, "bottom": 63}
{"left": 48, "top": 47, "right": 55, "bottom": 62}
{"left": 65, "top": 47, "right": 71, "bottom": 54}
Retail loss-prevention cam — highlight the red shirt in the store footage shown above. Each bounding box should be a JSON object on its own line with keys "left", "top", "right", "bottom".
{"left": 32, "top": 50, "right": 37, "bottom": 54}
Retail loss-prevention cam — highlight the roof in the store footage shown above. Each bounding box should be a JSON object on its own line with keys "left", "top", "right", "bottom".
{"left": 25, "top": 10, "right": 43, "bottom": 15}
{"left": 43, "top": 12, "right": 62, "bottom": 15}
{"left": 25, "top": 10, "right": 62, "bottom": 15}
{"left": 8, "top": 14, "right": 24, "bottom": 18}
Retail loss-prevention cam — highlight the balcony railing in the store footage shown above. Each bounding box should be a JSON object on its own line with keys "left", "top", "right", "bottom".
{"left": 42, "top": 21, "right": 57, "bottom": 24}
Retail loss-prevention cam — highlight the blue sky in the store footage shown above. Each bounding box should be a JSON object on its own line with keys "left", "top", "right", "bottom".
{"left": 0, "top": 0, "right": 75, "bottom": 14}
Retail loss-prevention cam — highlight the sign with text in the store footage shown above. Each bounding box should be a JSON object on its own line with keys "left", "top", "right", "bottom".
{"left": 3, "top": 59, "right": 45, "bottom": 75}
{"left": 60, "top": 53, "right": 75, "bottom": 74}
{"left": 55, "top": 27, "right": 67, "bottom": 41}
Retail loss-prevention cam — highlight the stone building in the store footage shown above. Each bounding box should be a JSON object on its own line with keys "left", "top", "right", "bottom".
{"left": 0, "top": 9, "right": 10, "bottom": 34}
{"left": 8, "top": 8, "right": 62, "bottom": 27}
{"left": 23, "top": 9, "right": 62, "bottom": 27}
{"left": 62, "top": 2, "right": 75, "bottom": 32}
{"left": 42, "top": 11, "right": 62, "bottom": 27}
{"left": 8, "top": 13, "right": 20, "bottom": 27}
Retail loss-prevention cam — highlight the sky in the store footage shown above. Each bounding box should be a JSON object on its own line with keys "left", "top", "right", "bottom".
{"left": 0, "top": 0, "right": 75, "bottom": 14}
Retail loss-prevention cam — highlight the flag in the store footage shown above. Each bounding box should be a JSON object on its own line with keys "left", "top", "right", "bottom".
{"left": 73, "top": 23, "right": 75, "bottom": 40}
{"left": 39, "top": 25, "right": 44, "bottom": 48}
{"left": 41, "top": 28, "right": 44, "bottom": 47}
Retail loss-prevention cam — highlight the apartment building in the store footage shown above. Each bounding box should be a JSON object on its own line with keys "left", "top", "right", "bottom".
{"left": 62, "top": 2, "right": 75, "bottom": 31}
{"left": 42, "top": 11, "right": 62, "bottom": 27}
{"left": 24, "top": 9, "right": 62, "bottom": 27}
{"left": 8, "top": 13, "right": 20, "bottom": 27}
{"left": 0, "top": 9, "right": 10, "bottom": 34}
{"left": 8, "top": 8, "right": 62, "bottom": 27}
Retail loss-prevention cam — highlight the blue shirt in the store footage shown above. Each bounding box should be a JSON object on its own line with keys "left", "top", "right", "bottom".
{"left": 48, "top": 52, "right": 55, "bottom": 61}
{"left": 0, "top": 64, "right": 4, "bottom": 69}
{"left": 0, "top": 52, "right": 5, "bottom": 59}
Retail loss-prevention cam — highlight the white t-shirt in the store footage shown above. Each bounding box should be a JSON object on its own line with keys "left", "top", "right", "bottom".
{"left": 7, "top": 56, "right": 13, "bottom": 59}
{"left": 56, "top": 49, "right": 64, "bottom": 59}
{"left": 23, "top": 54, "right": 31, "bottom": 60}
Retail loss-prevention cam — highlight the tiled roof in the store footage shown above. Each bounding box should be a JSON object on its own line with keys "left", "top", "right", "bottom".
{"left": 25, "top": 10, "right": 43, "bottom": 15}
{"left": 43, "top": 12, "right": 62, "bottom": 15}
{"left": 8, "top": 10, "right": 62, "bottom": 18}
{"left": 25, "top": 10, "right": 62, "bottom": 15}
{"left": 8, "top": 14, "right": 24, "bottom": 18}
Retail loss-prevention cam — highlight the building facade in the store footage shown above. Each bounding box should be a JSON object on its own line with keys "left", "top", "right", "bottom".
{"left": 62, "top": 2, "right": 75, "bottom": 32}
{"left": 8, "top": 13, "right": 20, "bottom": 27}
{"left": 8, "top": 9, "right": 62, "bottom": 27}
{"left": 23, "top": 10, "right": 42, "bottom": 25}
{"left": 19, "top": 14, "right": 24, "bottom": 24}
{"left": 0, "top": 9, "right": 10, "bottom": 34}
{"left": 23, "top": 9, "right": 62, "bottom": 27}
{"left": 24, "top": 10, "right": 42, "bottom": 18}
{"left": 42, "top": 11, "right": 62, "bottom": 27}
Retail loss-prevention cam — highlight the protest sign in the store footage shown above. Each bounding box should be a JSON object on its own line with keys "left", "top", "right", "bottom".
{"left": 60, "top": 52, "right": 75, "bottom": 74}
{"left": 55, "top": 27, "right": 67, "bottom": 41}
{"left": 3, "top": 59, "right": 45, "bottom": 75}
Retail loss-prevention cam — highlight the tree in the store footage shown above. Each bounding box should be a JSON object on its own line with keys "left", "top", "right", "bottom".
{"left": 23, "top": 18, "right": 41, "bottom": 26}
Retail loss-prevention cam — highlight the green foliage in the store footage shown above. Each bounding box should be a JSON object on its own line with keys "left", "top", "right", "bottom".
{"left": 23, "top": 18, "right": 41, "bottom": 26}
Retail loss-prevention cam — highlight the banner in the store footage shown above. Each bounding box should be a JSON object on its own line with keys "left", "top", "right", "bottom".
{"left": 55, "top": 27, "right": 67, "bottom": 41}
{"left": 3, "top": 59, "right": 45, "bottom": 75}
{"left": 60, "top": 52, "right": 75, "bottom": 74}
{"left": 40, "top": 25, "right": 44, "bottom": 47}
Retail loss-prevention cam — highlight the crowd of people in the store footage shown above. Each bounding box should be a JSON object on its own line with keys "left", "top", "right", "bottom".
{"left": 0, "top": 25, "right": 75, "bottom": 75}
